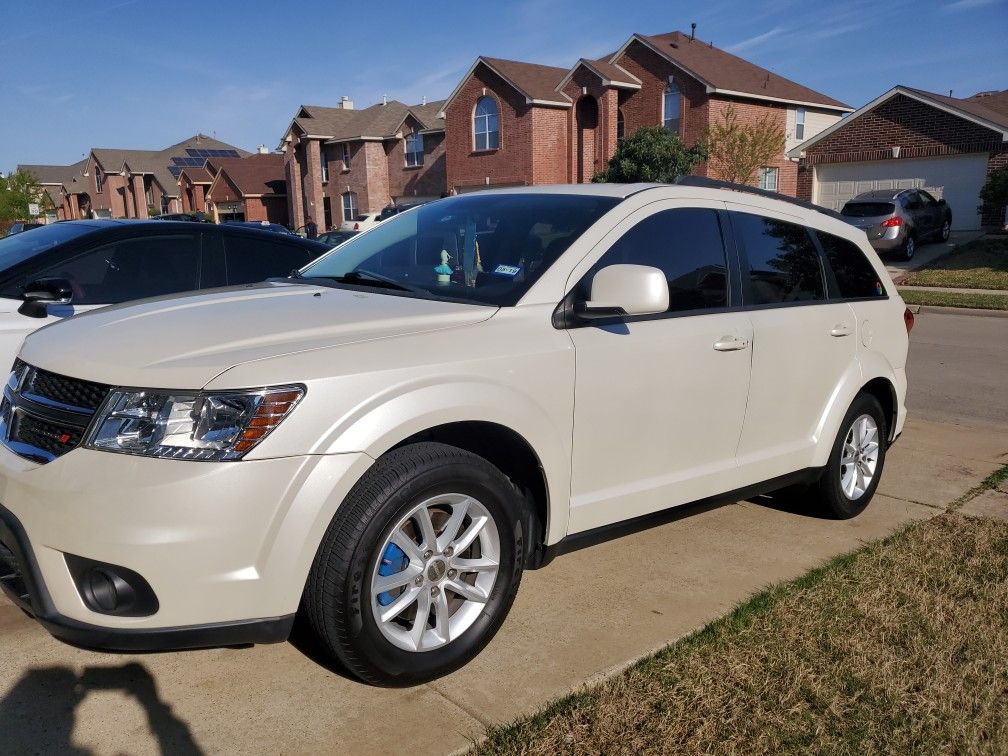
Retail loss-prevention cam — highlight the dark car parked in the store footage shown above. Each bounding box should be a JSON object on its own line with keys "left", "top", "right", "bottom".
{"left": 5, "top": 222, "right": 43, "bottom": 236}
{"left": 225, "top": 221, "right": 295, "bottom": 235}
{"left": 0, "top": 219, "right": 331, "bottom": 368}
{"left": 841, "top": 189, "right": 951, "bottom": 260}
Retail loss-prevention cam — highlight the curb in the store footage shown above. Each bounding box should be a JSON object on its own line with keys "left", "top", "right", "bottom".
{"left": 915, "top": 304, "right": 1008, "bottom": 319}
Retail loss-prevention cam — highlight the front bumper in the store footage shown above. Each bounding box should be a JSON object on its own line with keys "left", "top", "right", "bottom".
{"left": 0, "top": 444, "right": 372, "bottom": 650}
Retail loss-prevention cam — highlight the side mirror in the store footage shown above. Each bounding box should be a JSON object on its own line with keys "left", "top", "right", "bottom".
{"left": 18, "top": 277, "right": 73, "bottom": 318}
{"left": 578, "top": 264, "right": 669, "bottom": 319}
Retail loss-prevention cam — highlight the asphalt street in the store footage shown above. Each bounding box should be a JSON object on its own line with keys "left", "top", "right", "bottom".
{"left": 0, "top": 309, "right": 1005, "bottom": 755}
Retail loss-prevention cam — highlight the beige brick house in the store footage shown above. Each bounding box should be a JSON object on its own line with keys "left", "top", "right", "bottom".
{"left": 277, "top": 98, "right": 447, "bottom": 231}
{"left": 441, "top": 30, "right": 853, "bottom": 196}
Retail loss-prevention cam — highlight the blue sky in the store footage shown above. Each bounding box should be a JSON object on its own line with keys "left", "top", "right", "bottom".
{"left": 1, "top": 0, "right": 1005, "bottom": 170}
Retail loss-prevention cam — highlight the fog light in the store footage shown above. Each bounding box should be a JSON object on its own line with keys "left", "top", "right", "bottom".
{"left": 64, "top": 554, "right": 159, "bottom": 617}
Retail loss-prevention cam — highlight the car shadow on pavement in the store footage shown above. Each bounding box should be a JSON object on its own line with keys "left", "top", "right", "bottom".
{"left": 745, "top": 487, "right": 825, "bottom": 519}
{"left": 0, "top": 661, "right": 203, "bottom": 755}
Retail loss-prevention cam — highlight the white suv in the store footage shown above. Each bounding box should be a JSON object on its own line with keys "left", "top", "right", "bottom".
{"left": 0, "top": 183, "right": 909, "bottom": 685}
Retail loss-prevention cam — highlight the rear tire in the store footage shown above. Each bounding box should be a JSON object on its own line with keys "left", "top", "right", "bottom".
{"left": 901, "top": 233, "right": 916, "bottom": 260}
{"left": 813, "top": 393, "right": 888, "bottom": 519}
{"left": 302, "top": 442, "right": 525, "bottom": 686}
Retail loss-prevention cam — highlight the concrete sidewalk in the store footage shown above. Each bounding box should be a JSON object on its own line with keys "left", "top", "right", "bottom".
{"left": 0, "top": 417, "right": 1003, "bottom": 755}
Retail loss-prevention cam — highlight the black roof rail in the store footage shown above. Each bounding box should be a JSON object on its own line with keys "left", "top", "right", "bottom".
{"left": 672, "top": 175, "right": 847, "bottom": 222}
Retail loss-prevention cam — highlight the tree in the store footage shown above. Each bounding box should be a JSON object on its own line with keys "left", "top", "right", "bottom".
{"left": 704, "top": 104, "right": 786, "bottom": 185}
{"left": 979, "top": 166, "right": 1008, "bottom": 224}
{"left": 593, "top": 126, "right": 708, "bottom": 183}
{"left": 0, "top": 169, "right": 46, "bottom": 223}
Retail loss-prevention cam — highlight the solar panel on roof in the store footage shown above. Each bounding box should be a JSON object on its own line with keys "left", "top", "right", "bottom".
{"left": 168, "top": 166, "right": 183, "bottom": 178}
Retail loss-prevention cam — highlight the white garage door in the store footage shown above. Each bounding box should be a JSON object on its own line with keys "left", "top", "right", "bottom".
{"left": 814, "top": 153, "right": 989, "bottom": 230}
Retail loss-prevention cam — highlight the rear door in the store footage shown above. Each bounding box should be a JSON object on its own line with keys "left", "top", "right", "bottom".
{"left": 729, "top": 207, "right": 857, "bottom": 482}
{"left": 567, "top": 202, "right": 753, "bottom": 533}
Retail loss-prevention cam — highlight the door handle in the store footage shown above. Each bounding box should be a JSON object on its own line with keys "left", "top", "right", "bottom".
{"left": 830, "top": 323, "right": 852, "bottom": 337}
{"left": 713, "top": 336, "right": 749, "bottom": 352}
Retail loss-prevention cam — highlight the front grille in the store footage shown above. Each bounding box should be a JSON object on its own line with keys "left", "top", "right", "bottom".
{"left": 0, "top": 539, "right": 31, "bottom": 610}
{"left": 22, "top": 365, "right": 109, "bottom": 412}
{"left": 12, "top": 413, "right": 83, "bottom": 458}
{"left": 1, "top": 362, "right": 108, "bottom": 464}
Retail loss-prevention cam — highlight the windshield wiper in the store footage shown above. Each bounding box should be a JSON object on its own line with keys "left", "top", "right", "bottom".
{"left": 334, "top": 269, "right": 429, "bottom": 295}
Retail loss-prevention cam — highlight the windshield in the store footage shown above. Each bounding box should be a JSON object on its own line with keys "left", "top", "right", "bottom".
{"left": 301, "top": 193, "right": 620, "bottom": 306}
{"left": 841, "top": 202, "right": 895, "bottom": 218}
{"left": 0, "top": 223, "right": 97, "bottom": 271}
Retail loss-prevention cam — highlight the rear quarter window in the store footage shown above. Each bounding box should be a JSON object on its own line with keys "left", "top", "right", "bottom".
{"left": 816, "top": 231, "right": 887, "bottom": 299}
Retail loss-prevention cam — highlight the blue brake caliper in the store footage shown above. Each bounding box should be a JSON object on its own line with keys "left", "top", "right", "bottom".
{"left": 376, "top": 542, "right": 410, "bottom": 606}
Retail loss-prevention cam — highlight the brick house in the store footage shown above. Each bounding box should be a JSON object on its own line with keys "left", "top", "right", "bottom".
{"left": 204, "top": 153, "right": 289, "bottom": 225}
{"left": 441, "top": 30, "right": 852, "bottom": 196}
{"left": 178, "top": 167, "right": 214, "bottom": 214}
{"left": 278, "top": 97, "right": 447, "bottom": 231}
{"left": 58, "top": 135, "right": 248, "bottom": 220}
{"left": 18, "top": 160, "right": 88, "bottom": 221}
{"left": 789, "top": 86, "right": 1008, "bottom": 230}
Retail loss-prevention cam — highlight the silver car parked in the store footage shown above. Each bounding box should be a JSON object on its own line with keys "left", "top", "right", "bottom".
{"left": 840, "top": 189, "right": 952, "bottom": 260}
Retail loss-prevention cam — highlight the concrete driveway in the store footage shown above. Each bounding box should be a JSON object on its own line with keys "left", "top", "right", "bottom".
{"left": 2, "top": 310, "right": 1006, "bottom": 755}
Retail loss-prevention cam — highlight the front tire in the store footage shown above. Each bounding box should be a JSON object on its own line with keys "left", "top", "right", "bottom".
{"left": 302, "top": 442, "right": 525, "bottom": 686}
{"left": 813, "top": 393, "right": 888, "bottom": 519}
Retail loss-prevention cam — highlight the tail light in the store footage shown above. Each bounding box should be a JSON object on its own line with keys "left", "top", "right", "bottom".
{"left": 904, "top": 307, "right": 915, "bottom": 333}
{"left": 881, "top": 216, "right": 903, "bottom": 228}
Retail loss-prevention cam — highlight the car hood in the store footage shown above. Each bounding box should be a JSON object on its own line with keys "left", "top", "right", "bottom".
{"left": 19, "top": 282, "right": 497, "bottom": 388}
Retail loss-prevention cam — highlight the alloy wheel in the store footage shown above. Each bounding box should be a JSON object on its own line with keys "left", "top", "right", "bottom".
{"left": 370, "top": 493, "right": 500, "bottom": 652}
{"left": 941, "top": 221, "right": 950, "bottom": 241}
{"left": 840, "top": 414, "right": 880, "bottom": 500}
{"left": 904, "top": 235, "right": 915, "bottom": 260}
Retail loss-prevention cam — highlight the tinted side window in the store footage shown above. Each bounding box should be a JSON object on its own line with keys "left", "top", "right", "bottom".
{"left": 816, "top": 231, "right": 887, "bottom": 299}
{"left": 224, "top": 235, "right": 314, "bottom": 285}
{"left": 33, "top": 234, "right": 198, "bottom": 305}
{"left": 584, "top": 208, "right": 728, "bottom": 312}
{"left": 733, "top": 213, "right": 825, "bottom": 305}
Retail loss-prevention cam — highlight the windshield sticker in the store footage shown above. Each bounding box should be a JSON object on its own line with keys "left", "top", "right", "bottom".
{"left": 493, "top": 264, "right": 522, "bottom": 277}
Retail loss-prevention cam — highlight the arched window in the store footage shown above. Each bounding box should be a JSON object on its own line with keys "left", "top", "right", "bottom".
{"left": 663, "top": 84, "right": 681, "bottom": 134}
{"left": 474, "top": 96, "right": 500, "bottom": 151}
{"left": 341, "top": 191, "right": 357, "bottom": 222}
{"left": 405, "top": 130, "right": 424, "bottom": 167}
{"left": 617, "top": 108, "right": 625, "bottom": 141}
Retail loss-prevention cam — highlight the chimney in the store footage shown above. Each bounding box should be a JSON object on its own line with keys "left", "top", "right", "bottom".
{"left": 382, "top": 93, "right": 388, "bottom": 106}
{"left": 257, "top": 144, "right": 268, "bottom": 154}
{"left": 422, "top": 95, "right": 427, "bottom": 106}
{"left": 690, "top": 22, "right": 696, "bottom": 41}
{"left": 339, "top": 95, "right": 354, "bottom": 110}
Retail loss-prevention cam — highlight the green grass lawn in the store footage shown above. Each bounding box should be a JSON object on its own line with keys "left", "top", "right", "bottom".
{"left": 473, "top": 512, "right": 1008, "bottom": 755}
{"left": 900, "top": 237, "right": 1008, "bottom": 290}
{"left": 900, "top": 289, "right": 1008, "bottom": 311}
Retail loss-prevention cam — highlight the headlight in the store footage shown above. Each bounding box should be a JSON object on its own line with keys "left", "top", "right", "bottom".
{"left": 85, "top": 385, "right": 304, "bottom": 460}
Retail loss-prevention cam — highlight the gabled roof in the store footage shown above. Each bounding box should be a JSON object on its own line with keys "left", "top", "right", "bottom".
{"left": 177, "top": 166, "right": 213, "bottom": 184}
{"left": 18, "top": 159, "right": 87, "bottom": 186}
{"left": 439, "top": 56, "right": 572, "bottom": 116}
{"left": 207, "top": 154, "right": 286, "bottom": 198}
{"left": 554, "top": 58, "right": 642, "bottom": 94}
{"left": 966, "top": 89, "right": 1008, "bottom": 118}
{"left": 611, "top": 31, "right": 852, "bottom": 111}
{"left": 281, "top": 99, "right": 446, "bottom": 149}
{"left": 88, "top": 135, "right": 249, "bottom": 198}
{"left": 787, "top": 85, "right": 1008, "bottom": 158}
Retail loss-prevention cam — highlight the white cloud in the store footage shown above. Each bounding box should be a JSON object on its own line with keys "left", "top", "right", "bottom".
{"left": 726, "top": 27, "right": 785, "bottom": 53}
{"left": 944, "top": 0, "right": 1000, "bottom": 10}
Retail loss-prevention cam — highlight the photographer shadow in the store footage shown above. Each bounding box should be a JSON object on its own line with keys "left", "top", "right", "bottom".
{"left": 0, "top": 661, "right": 203, "bottom": 755}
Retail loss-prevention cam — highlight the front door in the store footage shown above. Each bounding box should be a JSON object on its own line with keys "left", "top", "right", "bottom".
{"left": 567, "top": 202, "right": 753, "bottom": 533}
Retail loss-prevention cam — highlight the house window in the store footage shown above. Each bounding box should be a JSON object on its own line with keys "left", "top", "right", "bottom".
{"left": 341, "top": 191, "right": 357, "bottom": 222}
{"left": 95, "top": 167, "right": 104, "bottom": 193}
{"left": 339, "top": 143, "right": 350, "bottom": 170}
{"left": 474, "top": 96, "right": 500, "bottom": 151}
{"left": 758, "top": 167, "right": 779, "bottom": 192}
{"left": 320, "top": 147, "right": 329, "bottom": 183}
{"left": 795, "top": 107, "right": 806, "bottom": 141}
{"left": 405, "top": 131, "right": 424, "bottom": 167}
{"left": 617, "top": 109, "right": 625, "bottom": 142}
{"left": 663, "top": 83, "right": 681, "bottom": 134}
